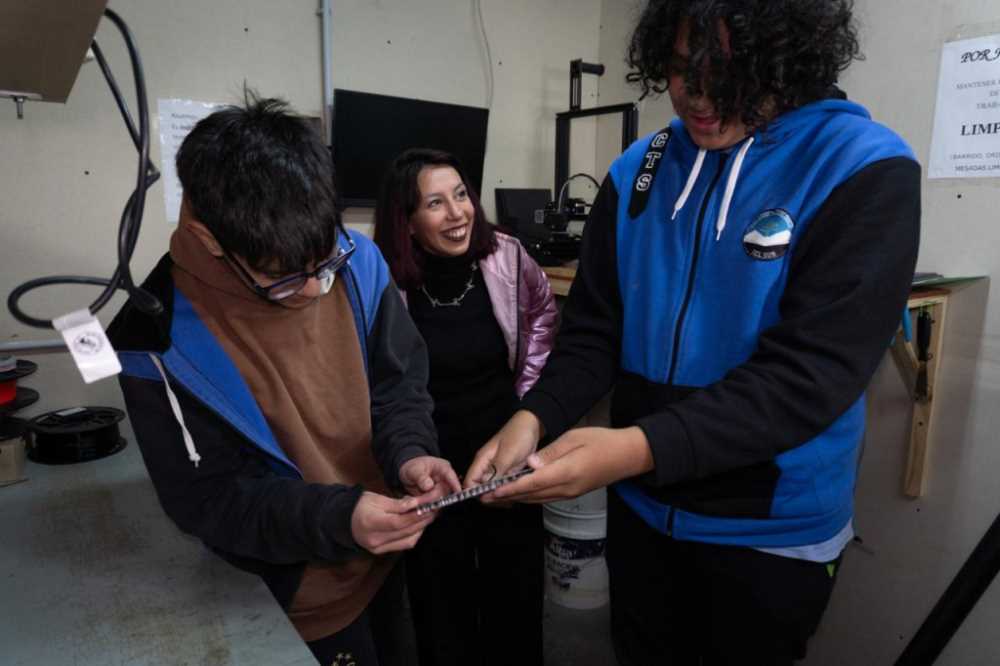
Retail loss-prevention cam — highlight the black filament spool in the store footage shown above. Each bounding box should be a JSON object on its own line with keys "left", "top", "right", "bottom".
{"left": 27, "top": 406, "right": 127, "bottom": 464}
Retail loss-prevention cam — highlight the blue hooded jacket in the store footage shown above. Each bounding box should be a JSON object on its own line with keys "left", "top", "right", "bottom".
{"left": 521, "top": 98, "right": 921, "bottom": 548}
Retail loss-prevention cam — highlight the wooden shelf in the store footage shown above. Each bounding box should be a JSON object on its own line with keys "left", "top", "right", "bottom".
{"left": 892, "top": 288, "right": 951, "bottom": 498}
{"left": 543, "top": 264, "right": 576, "bottom": 297}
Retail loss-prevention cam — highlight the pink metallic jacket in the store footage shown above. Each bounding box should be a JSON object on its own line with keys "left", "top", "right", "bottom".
{"left": 401, "top": 232, "right": 558, "bottom": 397}
{"left": 480, "top": 232, "right": 559, "bottom": 397}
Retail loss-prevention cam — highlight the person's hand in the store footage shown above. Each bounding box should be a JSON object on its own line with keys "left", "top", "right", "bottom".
{"left": 350, "top": 491, "right": 434, "bottom": 554}
{"left": 399, "top": 455, "right": 462, "bottom": 503}
{"left": 465, "top": 410, "right": 544, "bottom": 493}
{"left": 488, "top": 426, "right": 654, "bottom": 503}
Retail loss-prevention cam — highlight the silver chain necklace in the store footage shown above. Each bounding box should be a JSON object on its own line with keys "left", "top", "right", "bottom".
{"left": 420, "top": 262, "right": 477, "bottom": 308}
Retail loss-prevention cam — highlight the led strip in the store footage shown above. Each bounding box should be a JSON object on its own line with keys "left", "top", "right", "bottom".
{"left": 415, "top": 468, "right": 533, "bottom": 515}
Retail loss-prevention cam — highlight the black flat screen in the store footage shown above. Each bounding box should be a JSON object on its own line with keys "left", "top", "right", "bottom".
{"left": 331, "top": 89, "right": 489, "bottom": 207}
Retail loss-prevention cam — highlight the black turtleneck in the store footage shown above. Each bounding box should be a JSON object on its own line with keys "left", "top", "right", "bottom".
{"left": 407, "top": 249, "right": 518, "bottom": 473}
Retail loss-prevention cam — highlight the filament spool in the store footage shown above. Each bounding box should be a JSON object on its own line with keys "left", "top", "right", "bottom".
{"left": 0, "top": 358, "right": 38, "bottom": 410}
{"left": 27, "top": 406, "right": 127, "bottom": 464}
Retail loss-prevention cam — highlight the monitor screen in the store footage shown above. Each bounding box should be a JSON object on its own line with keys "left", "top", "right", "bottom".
{"left": 331, "top": 89, "right": 489, "bottom": 207}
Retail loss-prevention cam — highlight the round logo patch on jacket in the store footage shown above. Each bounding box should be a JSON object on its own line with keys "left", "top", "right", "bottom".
{"left": 743, "top": 209, "right": 794, "bottom": 260}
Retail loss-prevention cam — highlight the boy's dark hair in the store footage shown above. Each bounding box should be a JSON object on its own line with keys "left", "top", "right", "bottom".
{"left": 627, "top": 0, "right": 861, "bottom": 131}
{"left": 373, "top": 148, "right": 497, "bottom": 291}
{"left": 176, "top": 90, "right": 341, "bottom": 274}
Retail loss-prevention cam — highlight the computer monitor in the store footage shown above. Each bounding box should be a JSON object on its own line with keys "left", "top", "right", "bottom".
{"left": 331, "top": 89, "right": 489, "bottom": 207}
{"left": 494, "top": 188, "right": 552, "bottom": 233}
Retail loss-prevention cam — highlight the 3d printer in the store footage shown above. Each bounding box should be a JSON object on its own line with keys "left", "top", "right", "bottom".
{"left": 496, "top": 59, "right": 638, "bottom": 266}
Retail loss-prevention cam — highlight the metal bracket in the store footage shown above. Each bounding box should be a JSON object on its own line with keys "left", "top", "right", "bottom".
{"left": 569, "top": 59, "right": 604, "bottom": 111}
{"left": 889, "top": 291, "right": 949, "bottom": 498}
{"left": 0, "top": 339, "right": 68, "bottom": 355}
{"left": 0, "top": 90, "right": 42, "bottom": 119}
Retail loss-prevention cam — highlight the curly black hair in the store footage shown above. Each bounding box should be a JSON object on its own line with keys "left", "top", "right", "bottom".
{"left": 626, "top": 0, "right": 862, "bottom": 131}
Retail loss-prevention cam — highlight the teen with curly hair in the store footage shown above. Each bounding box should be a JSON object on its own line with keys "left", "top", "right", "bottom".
{"left": 468, "top": 1, "right": 920, "bottom": 663}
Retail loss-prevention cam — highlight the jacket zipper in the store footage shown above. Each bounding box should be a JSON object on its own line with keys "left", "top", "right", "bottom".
{"left": 665, "top": 152, "right": 729, "bottom": 386}
{"left": 514, "top": 248, "right": 522, "bottom": 372}
{"left": 666, "top": 506, "right": 676, "bottom": 537}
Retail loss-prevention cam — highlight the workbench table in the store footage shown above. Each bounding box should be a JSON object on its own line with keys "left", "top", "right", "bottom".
{"left": 0, "top": 425, "right": 315, "bottom": 665}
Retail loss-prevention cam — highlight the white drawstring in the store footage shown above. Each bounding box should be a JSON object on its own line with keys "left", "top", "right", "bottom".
{"left": 671, "top": 148, "right": 706, "bottom": 220}
{"left": 150, "top": 354, "right": 202, "bottom": 468}
{"left": 715, "top": 136, "right": 755, "bottom": 241}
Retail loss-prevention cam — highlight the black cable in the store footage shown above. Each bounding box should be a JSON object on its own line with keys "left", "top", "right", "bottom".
{"left": 89, "top": 37, "right": 160, "bottom": 256}
{"left": 91, "top": 43, "right": 161, "bottom": 282}
{"left": 896, "top": 511, "right": 1000, "bottom": 665}
{"left": 7, "top": 277, "right": 114, "bottom": 330}
{"left": 556, "top": 172, "right": 601, "bottom": 212}
{"left": 7, "top": 8, "right": 162, "bottom": 329}
{"left": 90, "top": 41, "right": 144, "bottom": 155}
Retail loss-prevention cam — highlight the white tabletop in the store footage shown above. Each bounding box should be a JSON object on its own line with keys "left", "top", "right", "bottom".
{"left": 0, "top": 424, "right": 315, "bottom": 665}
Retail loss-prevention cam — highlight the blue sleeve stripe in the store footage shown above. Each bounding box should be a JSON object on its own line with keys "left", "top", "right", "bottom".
{"left": 119, "top": 351, "right": 161, "bottom": 381}
{"left": 345, "top": 229, "right": 389, "bottom": 335}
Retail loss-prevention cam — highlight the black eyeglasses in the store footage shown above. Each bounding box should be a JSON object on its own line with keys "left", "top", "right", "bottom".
{"left": 225, "top": 235, "right": 356, "bottom": 302}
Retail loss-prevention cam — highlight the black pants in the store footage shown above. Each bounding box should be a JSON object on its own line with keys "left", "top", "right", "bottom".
{"left": 607, "top": 489, "right": 841, "bottom": 666}
{"left": 406, "top": 500, "right": 544, "bottom": 666}
{"left": 306, "top": 562, "right": 417, "bottom": 666}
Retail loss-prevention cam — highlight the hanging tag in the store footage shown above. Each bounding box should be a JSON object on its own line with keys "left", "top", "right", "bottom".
{"left": 52, "top": 309, "right": 122, "bottom": 384}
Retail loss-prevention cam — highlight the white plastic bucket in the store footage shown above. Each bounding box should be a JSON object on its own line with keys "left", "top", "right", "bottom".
{"left": 543, "top": 487, "right": 609, "bottom": 609}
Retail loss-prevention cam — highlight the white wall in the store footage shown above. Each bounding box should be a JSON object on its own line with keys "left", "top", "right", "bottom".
{"left": 595, "top": 0, "right": 673, "bottom": 178}
{"left": 0, "top": 0, "right": 324, "bottom": 413}
{"left": 332, "top": 0, "right": 603, "bottom": 231}
{"left": 811, "top": 2, "right": 1000, "bottom": 664}
{"left": 0, "top": 0, "right": 601, "bottom": 414}
{"left": 595, "top": 2, "right": 1000, "bottom": 664}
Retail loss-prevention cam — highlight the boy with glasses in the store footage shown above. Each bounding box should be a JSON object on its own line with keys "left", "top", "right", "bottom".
{"left": 109, "top": 92, "right": 458, "bottom": 664}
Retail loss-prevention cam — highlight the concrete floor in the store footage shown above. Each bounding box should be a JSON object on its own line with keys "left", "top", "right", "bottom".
{"left": 543, "top": 597, "right": 617, "bottom": 665}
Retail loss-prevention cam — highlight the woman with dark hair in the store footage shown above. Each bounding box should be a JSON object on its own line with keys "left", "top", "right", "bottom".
{"left": 468, "top": 1, "right": 920, "bottom": 664}
{"left": 374, "top": 147, "right": 557, "bottom": 666}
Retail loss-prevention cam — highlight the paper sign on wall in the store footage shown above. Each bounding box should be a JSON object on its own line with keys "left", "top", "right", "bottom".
{"left": 158, "top": 98, "right": 223, "bottom": 223}
{"left": 928, "top": 34, "right": 1000, "bottom": 179}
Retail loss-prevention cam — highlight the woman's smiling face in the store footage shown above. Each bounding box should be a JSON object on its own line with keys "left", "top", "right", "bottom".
{"left": 409, "top": 166, "right": 475, "bottom": 257}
